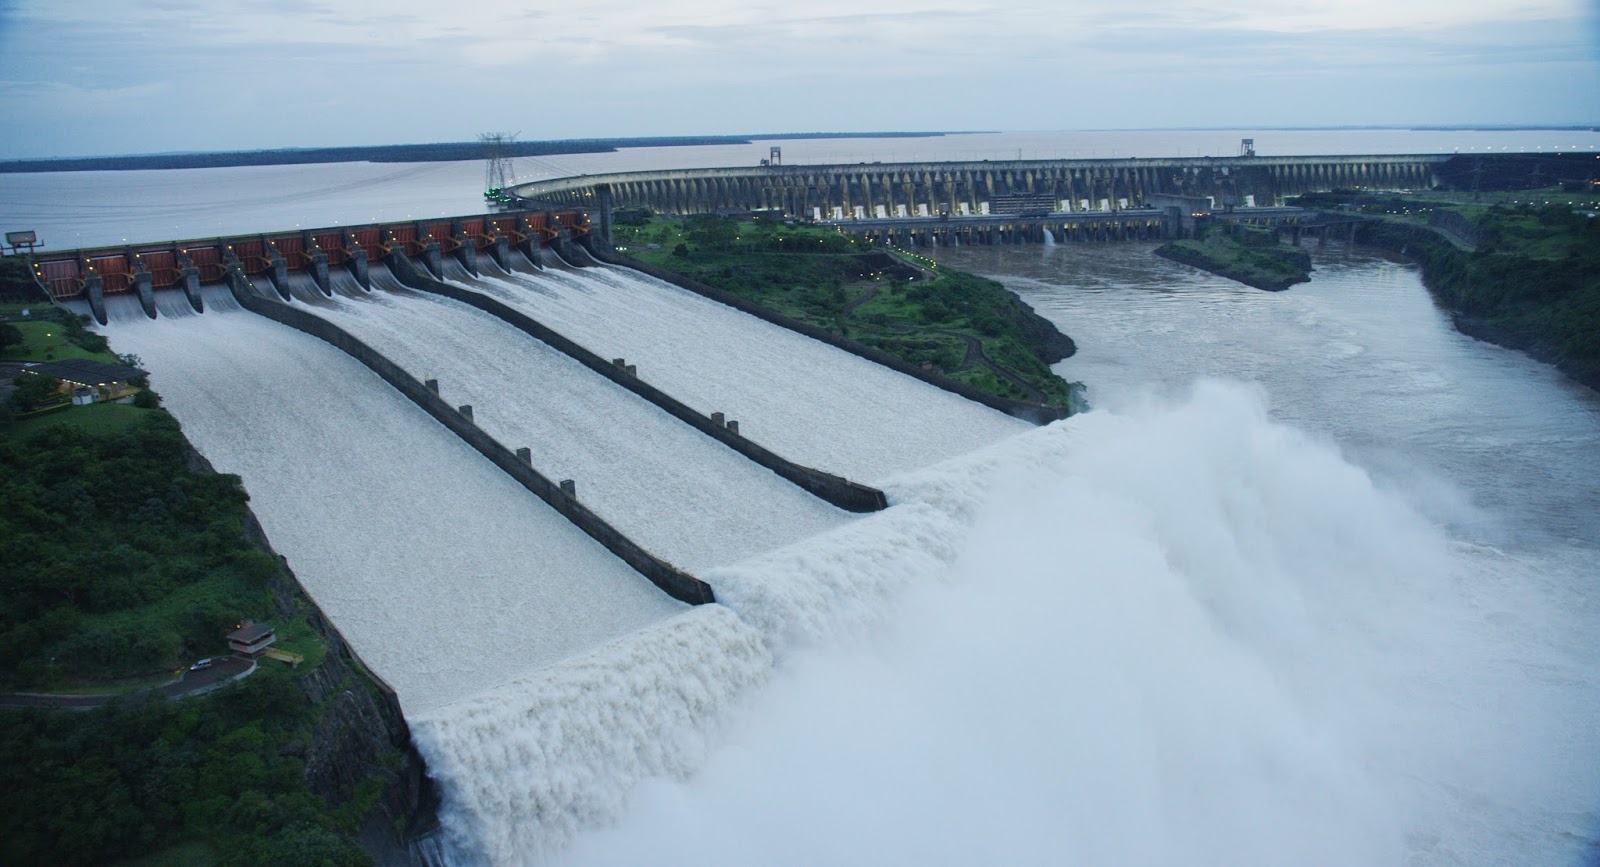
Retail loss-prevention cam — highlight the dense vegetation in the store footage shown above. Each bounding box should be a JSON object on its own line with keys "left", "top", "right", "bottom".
{"left": 1, "top": 664, "right": 377, "bottom": 865}
{"left": 613, "top": 215, "right": 1081, "bottom": 408}
{"left": 1154, "top": 222, "right": 1313, "bottom": 291}
{"left": 0, "top": 412, "right": 278, "bottom": 686}
{"left": 1349, "top": 200, "right": 1600, "bottom": 391}
{"left": 2, "top": 287, "right": 391, "bottom": 864}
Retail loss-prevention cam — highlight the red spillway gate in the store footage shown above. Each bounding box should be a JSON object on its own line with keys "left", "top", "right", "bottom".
{"left": 186, "top": 246, "right": 225, "bottom": 282}
{"left": 423, "top": 222, "right": 456, "bottom": 251}
{"left": 132, "top": 249, "right": 180, "bottom": 288}
{"left": 458, "top": 219, "right": 488, "bottom": 250}
{"left": 28, "top": 208, "right": 577, "bottom": 301}
{"left": 350, "top": 228, "right": 381, "bottom": 260}
{"left": 87, "top": 255, "right": 131, "bottom": 292}
{"left": 35, "top": 260, "right": 83, "bottom": 300}
{"left": 490, "top": 217, "right": 526, "bottom": 244}
{"left": 552, "top": 210, "right": 589, "bottom": 236}
{"left": 524, "top": 213, "right": 552, "bottom": 241}
{"left": 312, "top": 232, "right": 347, "bottom": 265}
{"left": 387, "top": 225, "right": 421, "bottom": 256}
{"left": 270, "top": 235, "right": 308, "bottom": 269}
{"left": 230, "top": 239, "right": 269, "bottom": 274}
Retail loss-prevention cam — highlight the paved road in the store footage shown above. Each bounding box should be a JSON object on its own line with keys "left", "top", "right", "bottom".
{"left": 0, "top": 656, "right": 256, "bottom": 710}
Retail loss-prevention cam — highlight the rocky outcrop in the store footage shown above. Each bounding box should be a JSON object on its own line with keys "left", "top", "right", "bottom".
{"left": 181, "top": 441, "right": 438, "bottom": 862}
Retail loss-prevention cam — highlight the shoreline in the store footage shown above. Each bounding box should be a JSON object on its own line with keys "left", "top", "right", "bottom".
{"left": 1352, "top": 220, "right": 1600, "bottom": 395}
{"left": 0, "top": 132, "right": 950, "bottom": 174}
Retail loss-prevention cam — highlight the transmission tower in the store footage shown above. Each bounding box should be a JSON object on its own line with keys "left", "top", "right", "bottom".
{"left": 480, "top": 131, "right": 519, "bottom": 199}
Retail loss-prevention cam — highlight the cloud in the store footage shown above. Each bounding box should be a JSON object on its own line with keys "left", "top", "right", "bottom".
{"left": 0, "top": 0, "right": 1593, "bottom": 157}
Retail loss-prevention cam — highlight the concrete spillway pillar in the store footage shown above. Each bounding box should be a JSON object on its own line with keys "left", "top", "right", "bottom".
{"left": 348, "top": 245, "right": 370, "bottom": 289}
{"left": 179, "top": 265, "right": 203, "bottom": 313}
{"left": 515, "top": 447, "right": 531, "bottom": 465}
{"left": 559, "top": 479, "right": 576, "bottom": 497}
{"left": 84, "top": 273, "right": 107, "bottom": 325}
{"left": 454, "top": 236, "right": 476, "bottom": 276}
{"left": 308, "top": 250, "right": 332, "bottom": 296}
{"left": 424, "top": 378, "right": 439, "bottom": 395}
{"left": 133, "top": 268, "right": 157, "bottom": 319}
{"left": 488, "top": 235, "right": 510, "bottom": 271}
{"left": 458, "top": 404, "right": 473, "bottom": 422}
{"left": 726, "top": 420, "right": 739, "bottom": 435}
{"left": 595, "top": 183, "right": 614, "bottom": 249}
{"left": 222, "top": 262, "right": 254, "bottom": 304}
{"left": 711, "top": 411, "right": 725, "bottom": 427}
{"left": 266, "top": 253, "right": 291, "bottom": 301}
{"left": 550, "top": 225, "right": 578, "bottom": 264}
{"left": 421, "top": 241, "right": 444, "bottom": 279}
{"left": 223, "top": 252, "right": 245, "bottom": 284}
{"left": 517, "top": 223, "right": 543, "bottom": 267}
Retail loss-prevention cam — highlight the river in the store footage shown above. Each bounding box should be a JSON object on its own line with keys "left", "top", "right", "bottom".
{"left": 537, "top": 241, "right": 1599, "bottom": 867}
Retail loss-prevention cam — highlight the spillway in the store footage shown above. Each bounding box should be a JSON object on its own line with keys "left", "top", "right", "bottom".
{"left": 328, "top": 268, "right": 369, "bottom": 298}
{"left": 443, "top": 261, "right": 1029, "bottom": 483}
{"left": 102, "top": 291, "right": 150, "bottom": 323}
{"left": 103, "top": 307, "right": 686, "bottom": 714}
{"left": 295, "top": 271, "right": 851, "bottom": 570}
{"left": 152, "top": 286, "right": 198, "bottom": 318}
{"left": 282, "top": 270, "right": 335, "bottom": 306}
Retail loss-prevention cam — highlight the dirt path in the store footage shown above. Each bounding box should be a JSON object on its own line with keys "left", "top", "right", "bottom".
{"left": 841, "top": 283, "right": 879, "bottom": 315}
{"left": 933, "top": 329, "right": 1048, "bottom": 403}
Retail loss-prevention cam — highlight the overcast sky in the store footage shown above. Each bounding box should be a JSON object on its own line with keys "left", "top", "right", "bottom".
{"left": 0, "top": 0, "right": 1595, "bottom": 159}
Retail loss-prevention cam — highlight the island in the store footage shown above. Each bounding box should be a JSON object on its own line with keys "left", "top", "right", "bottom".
{"left": 1154, "top": 222, "right": 1314, "bottom": 292}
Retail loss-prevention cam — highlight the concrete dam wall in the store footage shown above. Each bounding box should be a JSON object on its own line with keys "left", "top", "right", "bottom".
{"left": 514, "top": 154, "right": 1451, "bottom": 219}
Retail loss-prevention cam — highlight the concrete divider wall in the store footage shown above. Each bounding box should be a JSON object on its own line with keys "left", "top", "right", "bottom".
{"left": 86, "top": 275, "right": 107, "bottom": 325}
{"left": 222, "top": 266, "right": 716, "bottom": 606}
{"left": 382, "top": 251, "right": 890, "bottom": 514}
{"left": 133, "top": 270, "right": 157, "bottom": 319}
{"left": 583, "top": 241, "right": 1066, "bottom": 425}
{"left": 180, "top": 266, "right": 205, "bottom": 313}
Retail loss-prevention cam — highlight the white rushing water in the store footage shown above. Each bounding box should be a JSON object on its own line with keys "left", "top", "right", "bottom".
{"left": 546, "top": 382, "right": 1598, "bottom": 867}
{"left": 443, "top": 260, "right": 1030, "bottom": 484}
{"left": 102, "top": 307, "right": 685, "bottom": 715}
{"left": 288, "top": 272, "right": 850, "bottom": 571}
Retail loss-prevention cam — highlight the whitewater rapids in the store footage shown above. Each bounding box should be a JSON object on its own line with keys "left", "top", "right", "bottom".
{"left": 412, "top": 381, "right": 1596, "bottom": 866}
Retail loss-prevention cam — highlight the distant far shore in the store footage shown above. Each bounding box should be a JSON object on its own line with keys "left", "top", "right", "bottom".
{"left": 0, "top": 132, "right": 954, "bottom": 174}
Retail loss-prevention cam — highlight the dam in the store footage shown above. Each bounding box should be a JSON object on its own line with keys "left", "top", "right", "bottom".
{"left": 19, "top": 146, "right": 1600, "bottom": 864}
{"left": 511, "top": 153, "right": 1450, "bottom": 247}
